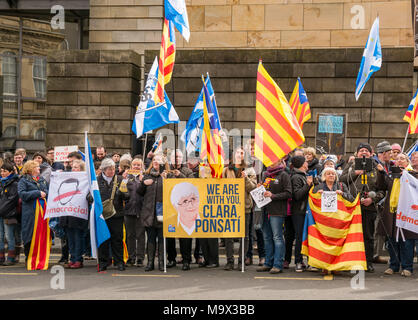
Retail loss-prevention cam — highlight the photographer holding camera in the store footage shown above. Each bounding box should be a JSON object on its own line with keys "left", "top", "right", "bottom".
{"left": 340, "top": 142, "right": 385, "bottom": 272}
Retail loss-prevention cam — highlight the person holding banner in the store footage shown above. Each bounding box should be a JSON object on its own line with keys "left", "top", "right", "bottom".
{"left": 376, "top": 153, "right": 418, "bottom": 277}
{"left": 257, "top": 158, "right": 292, "bottom": 274}
{"left": 166, "top": 149, "right": 195, "bottom": 271}
{"left": 222, "top": 147, "right": 257, "bottom": 271}
{"left": 138, "top": 154, "right": 170, "bottom": 272}
{"left": 17, "top": 160, "right": 49, "bottom": 264}
{"left": 97, "top": 158, "right": 129, "bottom": 272}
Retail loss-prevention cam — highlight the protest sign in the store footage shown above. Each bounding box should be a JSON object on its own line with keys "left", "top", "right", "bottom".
{"left": 321, "top": 191, "right": 338, "bottom": 213}
{"left": 45, "top": 171, "right": 90, "bottom": 220}
{"left": 396, "top": 171, "right": 418, "bottom": 234}
{"left": 250, "top": 185, "right": 271, "bottom": 208}
{"left": 315, "top": 113, "right": 347, "bottom": 155}
{"left": 163, "top": 178, "right": 245, "bottom": 238}
{"left": 54, "top": 145, "right": 78, "bottom": 162}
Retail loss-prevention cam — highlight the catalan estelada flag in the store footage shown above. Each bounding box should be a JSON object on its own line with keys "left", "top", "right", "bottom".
{"left": 155, "top": 18, "right": 176, "bottom": 104}
{"left": 201, "top": 77, "right": 224, "bottom": 178}
{"left": 404, "top": 88, "right": 418, "bottom": 134}
{"left": 123, "top": 224, "right": 128, "bottom": 264}
{"left": 301, "top": 191, "right": 367, "bottom": 271}
{"left": 289, "top": 77, "right": 311, "bottom": 129}
{"left": 255, "top": 61, "right": 305, "bottom": 168}
{"left": 27, "top": 199, "right": 51, "bottom": 270}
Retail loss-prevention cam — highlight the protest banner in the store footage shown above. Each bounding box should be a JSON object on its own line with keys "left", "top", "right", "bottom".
{"left": 396, "top": 171, "right": 418, "bottom": 234}
{"left": 315, "top": 113, "right": 347, "bottom": 155}
{"left": 163, "top": 178, "right": 245, "bottom": 238}
{"left": 45, "top": 171, "right": 90, "bottom": 220}
{"left": 54, "top": 145, "right": 78, "bottom": 162}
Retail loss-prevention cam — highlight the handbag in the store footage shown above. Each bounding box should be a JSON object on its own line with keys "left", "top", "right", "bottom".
{"left": 102, "top": 175, "right": 118, "bottom": 220}
{"left": 156, "top": 202, "right": 163, "bottom": 223}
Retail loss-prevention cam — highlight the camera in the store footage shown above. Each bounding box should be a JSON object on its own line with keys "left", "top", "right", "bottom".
{"left": 354, "top": 156, "right": 373, "bottom": 172}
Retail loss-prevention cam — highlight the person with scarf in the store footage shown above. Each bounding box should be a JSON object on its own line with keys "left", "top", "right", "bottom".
{"left": 256, "top": 158, "right": 292, "bottom": 274}
{"left": 303, "top": 147, "right": 321, "bottom": 177}
{"left": 376, "top": 152, "right": 418, "bottom": 277}
{"left": 222, "top": 147, "right": 257, "bottom": 271}
{"left": 17, "top": 160, "right": 49, "bottom": 265}
{"left": 138, "top": 154, "right": 172, "bottom": 271}
{"left": 0, "top": 162, "right": 20, "bottom": 265}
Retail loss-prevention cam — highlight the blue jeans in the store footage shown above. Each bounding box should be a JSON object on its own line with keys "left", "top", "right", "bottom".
{"left": 262, "top": 213, "right": 285, "bottom": 270}
{"left": 0, "top": 218, "right": 16, "bottom": 251}
{"left": 66, "top": 227, "right": 84, "bottom": 263}
{"left": 387, "top": 238, "right": 414, "bottom": 272}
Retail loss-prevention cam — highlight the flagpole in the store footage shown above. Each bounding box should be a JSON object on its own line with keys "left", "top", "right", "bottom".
{"left": 142, "top": 133, "right": 148, "bottom": 163}
{"left": 367, "top": 78, "right": 375, "bottom": 144}
{"left": 401, "top": 125, "right": 410, "bottom": 153}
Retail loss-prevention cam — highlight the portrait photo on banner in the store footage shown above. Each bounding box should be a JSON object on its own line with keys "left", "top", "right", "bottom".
{"left": 163, "top": 178, "right": 245, "bottom": 238}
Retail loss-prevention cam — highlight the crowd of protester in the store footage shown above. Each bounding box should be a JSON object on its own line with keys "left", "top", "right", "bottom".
{"left": 0, "top": 140, "right": 418, "bottom": 277}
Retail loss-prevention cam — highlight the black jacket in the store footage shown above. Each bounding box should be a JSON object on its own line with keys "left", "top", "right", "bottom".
{"left": 97, "top": 174, "right": 128, "bottom": 218}
{"left": 290, "top": 169, "right": 311, "bottom": 216}
{"left": 0, "top": 175, "right": 20, "bottom": 219}
{"left": 262, "top": 169, "right": 292, "bottom": 217}
{"left": 125, "top": 174, "right": 144, "bottom": 217}
{"left": 138, "top": 169, "right": 166, "bottom": 228}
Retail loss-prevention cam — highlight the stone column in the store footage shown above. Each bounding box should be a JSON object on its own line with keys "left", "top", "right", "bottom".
{"left": 46, "top": 50, "right": 141, "bottom": 154}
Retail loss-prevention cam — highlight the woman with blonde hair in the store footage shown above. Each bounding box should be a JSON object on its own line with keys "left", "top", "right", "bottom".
{"left": 17, "top": 160, "right": 49, "bottom": 263}
{"left": 303, "top": 147, "right": 321, "bottom": 176}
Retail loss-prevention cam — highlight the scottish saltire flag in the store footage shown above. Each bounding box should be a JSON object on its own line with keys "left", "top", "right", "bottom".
{"left": 301, "top": 191, "right": 367, "bottom": 271}
{"left": 407, "top": 140, "right": 418, "bottom": 158}
{"left": 355, "top": 17, "right": 382, "bottom": 101}
{"left": 181, "top": 75, "right": 218, "bottom": 155}
{"left": 132, "top": 57, "right": 179, "bottom": 138}
{"left": 152, "top": 133, "right": 163, "bottom": 153}
{"left": 202, "top": 78, "right": 224, "bottom": 178}
{"left": 85, "top": 132, "right": 110, "bottom": 259}
{"left": 78, "top": 150, "right": 85, "bottom": 161}
{"left": 165, "top": 0, "right": 190, "bottom": 42}
{"left": 289, "top": 77, "right": 311, "bottom": 129}
{"left": 404, "top": 88, "right": 418, "bottom": 134}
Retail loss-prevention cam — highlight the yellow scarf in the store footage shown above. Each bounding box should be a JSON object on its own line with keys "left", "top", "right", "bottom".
{"left": 389, "top": 165, "right": 413, "bottom": 212}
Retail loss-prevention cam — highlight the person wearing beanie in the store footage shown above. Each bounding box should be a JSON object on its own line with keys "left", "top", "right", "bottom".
{"left": 340, "top": 143, "right": 386, "bottom": 273}
{"left": 289, "top": 156, "right": 313, "bottom": 272}
{"left": 391, "top": 143, "right": 402, "bottom": 161}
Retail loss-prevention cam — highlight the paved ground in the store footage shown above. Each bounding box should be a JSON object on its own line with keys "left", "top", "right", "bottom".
{"left": 1, "top": 250, "right": 418, "bottom": 301}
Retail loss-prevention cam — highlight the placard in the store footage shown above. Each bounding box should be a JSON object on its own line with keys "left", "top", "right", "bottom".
{"left": 163, "top": 178, "right": 245, "bottom": 238}
{"left": 315, "top": 113, "right": 347, "bottom": 155}
{"left": 321, "top": 191, "right": 338, "bottom": 213}
{"left": 54, "top": 145, "right": 78, "bottom": 162}
{"left": 250, "top": 185, "right": 271, "bottom": 208}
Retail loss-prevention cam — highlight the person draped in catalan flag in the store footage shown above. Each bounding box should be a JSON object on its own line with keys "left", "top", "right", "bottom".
{"left": 17, "top": 160, "right": 50, "bottom": 270}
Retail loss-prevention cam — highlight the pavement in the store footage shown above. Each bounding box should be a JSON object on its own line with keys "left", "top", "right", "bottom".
{"left": 1, "top": 241, "right": 418, "bottom": 301}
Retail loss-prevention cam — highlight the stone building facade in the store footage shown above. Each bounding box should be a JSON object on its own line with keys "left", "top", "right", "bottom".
{"left": 0, "top": 16, "right": 64, "bottom": 152}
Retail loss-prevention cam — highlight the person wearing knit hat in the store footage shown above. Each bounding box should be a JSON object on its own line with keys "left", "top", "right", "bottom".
{"left": 375, "top": 141, "right": 394, "bottom": 174}
{"left": 391, "top": 143, "right": 402, "bottom": 160}
{"left": 340, "top": 142, "right": 386, "bottom": 273}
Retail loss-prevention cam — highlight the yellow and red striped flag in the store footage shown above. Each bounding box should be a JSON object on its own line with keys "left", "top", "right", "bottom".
{"left": 301, "top": 191, "right": 367, "bottom": 271}
{"left": 289, "top": 77, "right": 311, "bottom": 129}
{"left": 255, "top": 61, "right": 305, "bottom": 167}
{"left": 404, "top": 88, "right": 418, "bottom": 134}
{"left": 123, "top": 224, "right": 128, "bottom": 264}
{"left": 201, "top": 78, "right": 224, "bottom": 178}
{"left": 27, "top": 199, "right": 51, "bottom": 270}
{"left": 155, "top": 18, "right": 176, "bottom": 104}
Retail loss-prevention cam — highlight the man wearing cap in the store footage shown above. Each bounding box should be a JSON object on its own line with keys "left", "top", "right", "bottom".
{"left": 375, "top": 141, "right": 394, "bottom": 174}
{"left": 340, "top": 143, "right": 385, "bottom": 272}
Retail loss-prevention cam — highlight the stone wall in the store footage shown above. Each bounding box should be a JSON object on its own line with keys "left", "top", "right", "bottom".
{"left": 46, "top": 50, "right": 141, "bottom": 154}
{"left": 146, "top": 48, "right": 416, "bottom": 154}
{"left": 89, "top": 0, "right": 412, "bottom": 54}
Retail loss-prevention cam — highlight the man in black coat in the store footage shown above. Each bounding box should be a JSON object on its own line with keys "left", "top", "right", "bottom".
{"left": 290, "top": 156, "right": 313, "bottom": 272}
